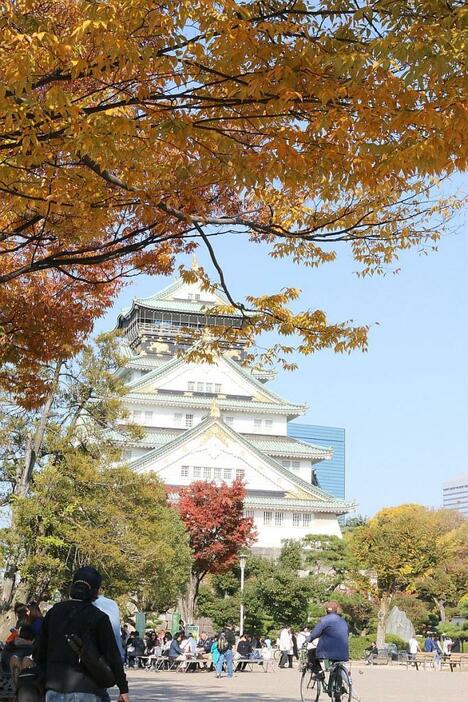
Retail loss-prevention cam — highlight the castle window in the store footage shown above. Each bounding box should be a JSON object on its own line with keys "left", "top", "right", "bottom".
{"left": 265, "top": 419, "right": 273, "bottom": 429}
{"left": 206, "top": 382, "right": 213, "bottom": 393}
{"left": 291, "top": 460, "right": 300, "bottom": 470}
{"left": 254, "top": 418, "right": 262, "bottom": 429}
{"left": 144, "top": 411, "right": 152, "bottom": 423}
{"left": 275, "top": 512, "right": 283, "bottom": 526}
{"left": 188, "top": 381, "right": 195, "bottom": 392}
{"left": 215, "top": 383, "right": 222, "bottom": 393}
{"left": 181, "top": 466, "right": 189, "bottom": 478}
{"left": 197, "top": 382, "right": 204, "bottom": 392}
{"left": 263, "top": 511, "right": 272, "bottom": 526}
{"left": 303, "top": 513, "right": 311, "bottom": 527}
{"left": 225, "top": 416, "right": 234, "bottom": 425}
{"left": 236, "top": 469, "right": 245, "bottom": 481}
{"left": 223, "top": 468, "right": 232, "bottom": 480}
{"left": 203, "top": 466, "right": 211, "bottom": 480}
{"left": 185, "top": 414, "right": 194, "bottom": 427}
{"left": 293, "top": 513, "right": 301, "bottom": 527}
{"left": 213, "top": 467, "right": 222, "bottom": 480}
{"left": 193, "top": 466, "right": 201, "bottom": 478}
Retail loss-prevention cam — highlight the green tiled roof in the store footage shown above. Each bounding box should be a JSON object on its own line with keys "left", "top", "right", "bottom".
{"left": 125, "top": 392, "right": 305, "bottom": 416}
{"left": 117, "top": 276, "right": 245, "bottom": 321}
{"left": 110, "top": 427, "right": 330, "bottom": 461}
{"left": 244, "top": 495, "right": 354, "bottom": 515}
{"left": 242, "top": 435, "right": 332, "bottom": 460}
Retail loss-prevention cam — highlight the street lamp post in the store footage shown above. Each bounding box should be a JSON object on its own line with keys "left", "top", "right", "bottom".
{"left": 239, "top": 553, "right": 247, "bottom": 636}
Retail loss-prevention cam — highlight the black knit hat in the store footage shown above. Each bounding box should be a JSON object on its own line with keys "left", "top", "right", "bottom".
{"left": 72, "top": 566, "right": 102, "bottom": 591}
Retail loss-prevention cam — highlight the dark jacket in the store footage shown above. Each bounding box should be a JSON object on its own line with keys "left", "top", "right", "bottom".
{"left": 129, "top": 636, "right": 145, "bottom": 656}
{"left": 219, "top": 627, "right": 236, "bottom": 651}
{"left": 168, "top": 639, "right": 183, "bottom": 659}
{"left": 308, "top": 613, "right": 349, "bottom": 662}
{"left": 34, "top": 600, "right": 128, "bottom": 694}
{"left": 237, "top": 640, "right": 252, "bottom": 658}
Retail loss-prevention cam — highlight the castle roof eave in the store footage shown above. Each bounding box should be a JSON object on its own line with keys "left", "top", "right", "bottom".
{"left": 124, "top": 392, "right": 307, "bottom": 417}
{"left": 244, "top": 494, "right": 355, "bottom": 515}
{"left": 127, "top": 415, "right": 342, "bottom": 504}
{"left": 109, "top": 426, "right": 332, "bottom": 460}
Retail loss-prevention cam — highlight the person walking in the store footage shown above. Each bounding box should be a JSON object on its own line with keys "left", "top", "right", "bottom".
{"left": 34, "top": 566, "right": 129, "bottom": 702}
{"left": 278, "top": 626, "right": 293, "bottom": 668}
{"left": 424, "top": 634, "right": 435, "bottom": 652}
{"left": 215, "top": 622, "right": 236, "bottom": 679}
{"left": 408, "top": 635, "right": 420, "bottom": 663}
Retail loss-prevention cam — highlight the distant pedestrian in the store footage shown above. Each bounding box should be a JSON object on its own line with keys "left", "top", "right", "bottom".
{"left": 296, "top": 626, "right": 310, "bottom": 650}
{"left": 278, "top": 626, "right": 293, "bottom": 668}
{"left": 365, "top": 642, "right": 378, "bottom": 665}
{"left": 408, "top": 636, "right": 420, "bottom": 663}
{"left": 424, "top": 635, "right": 434, "bottom": 652}
{"left": 215, "top": 622, "right": 236, "bottom": 678}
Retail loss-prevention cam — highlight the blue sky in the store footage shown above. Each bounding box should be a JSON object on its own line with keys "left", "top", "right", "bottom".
{"left": 96, "top": 179, "right": 467, "bottom": 517}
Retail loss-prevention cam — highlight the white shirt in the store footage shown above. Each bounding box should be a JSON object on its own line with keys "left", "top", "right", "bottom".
{"left": 94, "top": 595, "right": 124, "bottom": 659}
{"left": 279, "top": 628, "right": 293, "bottom": 652}
{"left": 408, "top": 638, "right": 419, "bottom": 654}
{"left": 442, "top": 638, "right": 452, "bottom": 655}
{"left": 297, "top": 631, "right": 309, "bottom": 649}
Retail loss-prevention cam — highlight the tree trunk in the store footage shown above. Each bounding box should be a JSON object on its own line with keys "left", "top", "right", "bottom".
{"left": 434, "top": 597, "right": 446, "bottom": 622}
{"left": 178, "top": 572, "right": 202, "bottom": 625}
{"left": 376, "top": 592, "right": 392, "bottom": 648}
{"left": 1, "top": 365, "right": 60, "bottom": 606}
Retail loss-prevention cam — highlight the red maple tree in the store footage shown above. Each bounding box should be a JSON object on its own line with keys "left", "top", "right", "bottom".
{"left": 176, "top": 479, "right": 256, "bottom": 621}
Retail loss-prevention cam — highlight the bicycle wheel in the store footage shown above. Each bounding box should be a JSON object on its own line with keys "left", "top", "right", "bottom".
{"left": 330, "top": 665, "right": 352, "bottom": 702}
{"left": 300, "top": 669, "right": 321, "bottom": 702}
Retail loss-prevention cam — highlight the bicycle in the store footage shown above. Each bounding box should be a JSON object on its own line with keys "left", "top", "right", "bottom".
{"left": 300, "top": 657, "right": 358, "bottom": 702}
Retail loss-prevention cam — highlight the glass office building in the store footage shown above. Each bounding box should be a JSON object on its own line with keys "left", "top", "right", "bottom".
{"left": 288, "top": 423, "right": 345, "bottom": 499}
{"left": 442, "top": 473, "right": 468, "bottom": 517}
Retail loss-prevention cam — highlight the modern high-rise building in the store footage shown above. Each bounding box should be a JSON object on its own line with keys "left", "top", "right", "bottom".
{"left": 111, "top": 272, "right": 355, "bottom": 552}
{"left": 288, "top": 423, "right": 345, "bottom": 500}
{"left": 442, "top": 473, "right": 468, "bottom": 517}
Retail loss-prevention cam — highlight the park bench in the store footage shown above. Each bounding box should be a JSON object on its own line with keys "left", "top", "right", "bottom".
{"left": 235, "top": 657, "right": 265, "bottom": 672}
{"left": 440, "top": 654, "right": 462, "bottom": 671}
{"left": 413, "top": 652, "right": 436, "bottom": 670}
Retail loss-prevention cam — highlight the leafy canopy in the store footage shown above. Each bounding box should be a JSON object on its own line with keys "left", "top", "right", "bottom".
{"left": 177, "top": 478, "right": 256, "bottom": 584}
{"left": 0, "top": 0, "right": 466, "bottom": 404}
{"left": 348, "top": 504, "right": 462, "bottom": 595}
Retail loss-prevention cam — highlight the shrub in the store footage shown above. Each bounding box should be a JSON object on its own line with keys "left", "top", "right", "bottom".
{"left": 349, "top": 635, "right": 374, "bottom": 660}
{"left": 385, "top": 634, "right": 407, "bottom": 650}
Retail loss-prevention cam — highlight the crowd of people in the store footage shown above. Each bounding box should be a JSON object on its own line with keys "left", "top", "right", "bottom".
{"left": 364, "top": 632, "right": 462, "bottom": 667}
{"left": 0, "top": 587, "right": 351, "bottom": 699}
{"left": 120, "top": 620, "right": 275, "bottom": 677}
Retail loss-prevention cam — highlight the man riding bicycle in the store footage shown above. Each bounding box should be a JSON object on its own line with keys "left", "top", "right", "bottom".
{"left": 305, "top": 601, "right": 349, "bottom": 675}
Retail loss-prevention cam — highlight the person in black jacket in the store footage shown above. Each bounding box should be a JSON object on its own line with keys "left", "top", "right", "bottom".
{"left": 236, "top": 634, "right": 252, "bottom": 671}
{"left": 34, "top": 567, "right": 129, "bottom": 702}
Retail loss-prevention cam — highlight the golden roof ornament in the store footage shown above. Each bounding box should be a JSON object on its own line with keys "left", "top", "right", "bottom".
{"left": 210, "top": 398, "right": 221, "bottom": 419}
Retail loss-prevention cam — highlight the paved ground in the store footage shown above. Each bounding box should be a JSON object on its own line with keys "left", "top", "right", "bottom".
{"left": 125, "top": 664, "right": 467, "bottom": 702}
